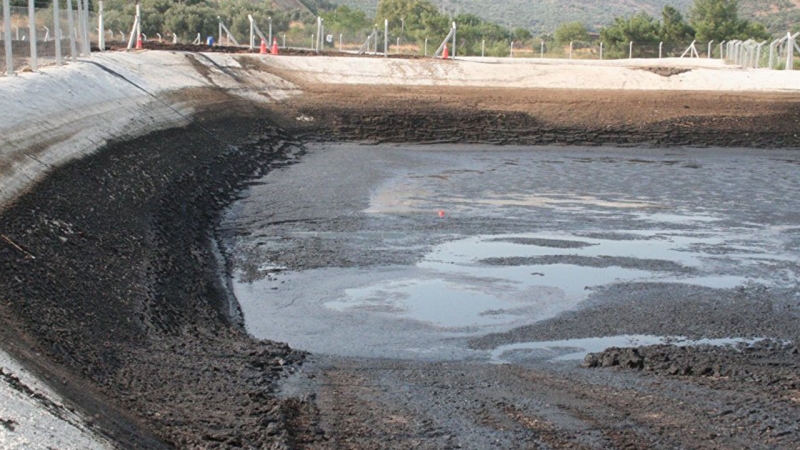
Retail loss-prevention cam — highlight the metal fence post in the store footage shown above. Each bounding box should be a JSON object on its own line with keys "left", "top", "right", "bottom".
{"left": 707, "top": 40, "right": 713, "bottom": 58}
{"left": 76, "top": 0, "right": 84, "bottom": 54}
{"left": 569, "top": 41, "right": 572, "bottom": 59}
{"left": 424, "top": 37, "right": 427, "bottom": 56}
{"left": 81, "top": 0, "right": 89, "bottom": 55}
{"left": 452, "top": 21, "right": 456, "bottom": 58}
{"left": 249, "top": 15, "right": 254, "bottom": 49}
{"left": 28, "top": 0, "right": 36, "bottom": 70}
{"left": 541, "top": 40, "right": 544, "bottom": 58}
{"left": 383, "top": 19, "right": 387, "bottom": 57}
{"left": 66, "top": 0, "right": 77, "bottom": 61}
{"left": 599, "top": 42, "right": 603, "bottom": 60}
{"left": 481, "top": 39, "right": 484, "bottom": 57}
{"left": 98, "top": 1, "right": 104, "bottom": 51}
{"left": 339, "top": 33, "right": 342, "bottom": 52}
{"left": 3, "top": 0, "right": 12, "bottom": 75}
{"left": 135, "top": 5, "right": 141, "bottom": 46}
{"left": 268, "top": 17, "right": 272, "bottom": 48}
{"left": 629, "top": 41, "right": 633, "bottom": 59}
{"left": 659, "top": 41, "right": 663, "bottom": 59}
{"left": 53, "top": 0, "right": 62, "bottom": 65}
{"left": 719, "top": 41, "right": 725, "bottom": 60}
{"left": 510, "top": 41, "right": 513, "bottom": 57}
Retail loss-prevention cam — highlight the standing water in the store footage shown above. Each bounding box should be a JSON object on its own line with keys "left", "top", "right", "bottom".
{"left": 219, "top": 145, "right": 800, "bottom": 361}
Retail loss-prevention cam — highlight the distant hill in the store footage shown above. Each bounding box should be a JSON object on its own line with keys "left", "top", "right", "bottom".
{"left": 330, "top": 0, "right": 800, "bottom": 35}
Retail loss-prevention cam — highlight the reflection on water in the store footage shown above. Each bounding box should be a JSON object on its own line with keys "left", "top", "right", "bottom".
{"left": 224, "top": 145, "right": 800, "bottom": 360}
{"left": 323, "top": 230, "right": 781, "bottom": 329}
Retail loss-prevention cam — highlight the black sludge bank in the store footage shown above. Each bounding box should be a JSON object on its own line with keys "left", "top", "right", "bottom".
{"left": 0, "top": 111, "right": 310, "bottom": 449}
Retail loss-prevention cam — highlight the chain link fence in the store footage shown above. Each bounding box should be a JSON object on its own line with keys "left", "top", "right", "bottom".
{"left": 1, "top": 0, "right": 96, "bottom": 74}
{"left": 3, "top": 1, "right": 799, "bottom": 75}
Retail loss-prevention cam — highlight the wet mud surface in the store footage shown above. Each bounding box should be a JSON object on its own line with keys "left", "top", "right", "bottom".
{"left": 223, "top": 143, "right": 800, "bottom": 448}
{"left": 0, "top": 108, "right": 312, "bottom": 448}
{"left": 2, "top": 75, "right": 800, "bottom": 449}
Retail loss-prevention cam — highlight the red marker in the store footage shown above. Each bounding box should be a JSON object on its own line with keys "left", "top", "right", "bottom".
{"left": 438, "top": 210, "right": 445, "bottom": 218}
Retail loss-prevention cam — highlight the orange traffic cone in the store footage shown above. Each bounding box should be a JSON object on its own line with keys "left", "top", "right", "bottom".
{"left": 272, "top": 37, "right": 279, "bottom": 55}
{"left": 260, "top": 38, "right": 267, "bottom": 54}
{"left": 136, "top": 34, "right": 143, "bottom": 50}
{"left": 442, "top": 44, "right": 448, "bottom": 60}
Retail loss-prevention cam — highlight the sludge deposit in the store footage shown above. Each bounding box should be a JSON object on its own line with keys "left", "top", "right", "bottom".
{"left": 1, "top": 51, "right": 800, "bottom": 449}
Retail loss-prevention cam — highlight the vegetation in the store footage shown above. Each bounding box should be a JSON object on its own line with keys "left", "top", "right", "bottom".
{"left": 689, "top": 0, "right": 770, "bottom": 42}
{"left": 14, "top": 0, "right": 790, "bottom": 57}
{"left": 98, "top": 0, "right": 314, "bottom": 42}
{"left": 554, "top": 21, "right": 589, "bottom": 45}
{"left": 661, "top": 5, "right": 695, "bottom": 43}
{"left": 600, "top": 12, "right": 661, "bottom": 50}
{"left": 334, "top": 0, "right": 798, "bottom": 36}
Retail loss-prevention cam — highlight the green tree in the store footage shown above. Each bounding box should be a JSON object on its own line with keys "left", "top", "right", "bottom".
{"left": 689, "top": 0, "right": 770, "bottom": 42}
{"left": 660, "top": 5, "right": 694, "bottom": 44}
{"left": 454, "top": 13, "right": 512, "bottom": 55}
{"left": 554, "top": 21, "right": 589, "bottom": 45}
{"left": 376, "top": 0, "right": 449, "bottom": 41}
{"left": 321, "top": 5, "right": 371, "bottom": 33}
{"left": 513, "top": 27, "right": 532, "bottom": 42}
{"left": 600, "top": 12, "right": 660, "bottom": 48}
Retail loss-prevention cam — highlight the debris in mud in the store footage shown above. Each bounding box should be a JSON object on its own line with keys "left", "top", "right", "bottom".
{"left": 584, "top": 339, "right": 800, "bottom": 386}
{"left": 0, "top": 418, "right": 17, "bottom": 432}
{"left": 636, "top": 67, "right": 692, "bottom": 77}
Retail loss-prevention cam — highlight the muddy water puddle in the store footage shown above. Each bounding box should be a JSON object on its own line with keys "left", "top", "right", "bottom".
{"left": 221, "top": 144, "right": 800, "bottom": 362}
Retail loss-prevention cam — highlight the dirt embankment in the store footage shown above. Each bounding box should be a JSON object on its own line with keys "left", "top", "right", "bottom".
{"left": 263, "top": 83, "right": 800, "bottom": 148}
{"left": 1, "top": 52, "right": 800, "bottom": 449}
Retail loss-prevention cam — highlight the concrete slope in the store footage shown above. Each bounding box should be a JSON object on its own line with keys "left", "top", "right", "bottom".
{"left": 261, "top": 54, "right": 800, "bottom": 91}
{"left": 0, "top": 51, "right": 298, "bottom": 210}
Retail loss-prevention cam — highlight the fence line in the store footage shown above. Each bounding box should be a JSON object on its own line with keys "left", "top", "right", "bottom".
{"left": 3, "top": 2, "right": 799, "bottom": 76}
{"left": 1, "top": 0, "right": 95, "bottom": 75}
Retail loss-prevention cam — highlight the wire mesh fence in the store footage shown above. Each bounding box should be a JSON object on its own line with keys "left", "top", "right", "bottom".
{"left": 3, "top": 0, "right": 799, "bottom": 75}
{"left": 1, "top": 2, "right": 97, "bottom": 73}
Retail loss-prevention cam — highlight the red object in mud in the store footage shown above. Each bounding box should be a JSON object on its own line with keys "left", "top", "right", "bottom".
{"left": 442, "top": 45, "right": 448, "bottom": 60}
{"left": 260, "top": 39, "right": 267, "bottom": 54}
{"left": 438, "top": 210, "right": 445, "bottom": 218}
{"left": 272, "top": 38, "right": 279, "bottom": 55}
{"left": 136, "top": 34, "right": 143, "bottom": 50}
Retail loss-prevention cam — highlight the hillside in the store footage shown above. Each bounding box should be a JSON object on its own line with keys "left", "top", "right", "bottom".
{"left": 331, "top": 0, "right": 799, "bottom": 35}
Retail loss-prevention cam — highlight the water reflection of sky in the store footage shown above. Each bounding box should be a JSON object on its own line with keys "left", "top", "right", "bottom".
{"left": 325, "top": 230, "right": 785, "bottom": 329}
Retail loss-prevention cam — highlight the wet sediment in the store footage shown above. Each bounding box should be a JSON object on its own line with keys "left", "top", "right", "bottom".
{"left": 1, "top": 85, "right": 800, "bottom": 449}
{"left": 0, "top": 107, "right": 312, "bottom": 448}
{"left": 278, "top": 102, "right": 800, "bottom": 149}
